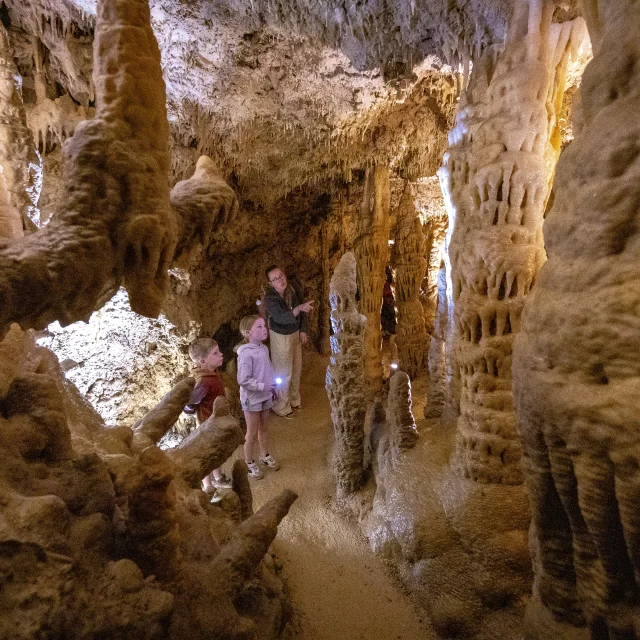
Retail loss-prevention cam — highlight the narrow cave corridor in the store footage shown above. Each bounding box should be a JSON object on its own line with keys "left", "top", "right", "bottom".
{"left": 1, "top": 0, "right": 639, "bottom": 639}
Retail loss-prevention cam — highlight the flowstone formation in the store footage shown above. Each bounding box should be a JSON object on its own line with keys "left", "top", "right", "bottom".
{"left": 353, "top": 165, "right": 390, "bottom": 398}
{"left": 513, "top": 1, "right": 640, "bottom": 637}
{"left": 363, "top": 363, "right": 531, "bottom": 639}
{"left": 326, "top": 251, "right": 367, "bottom": 497}
{"left": 393, "top": 182, "right": 428, "bottom": 380}
{"left": 441, "top": 0, "right": 586, "bottom": 484}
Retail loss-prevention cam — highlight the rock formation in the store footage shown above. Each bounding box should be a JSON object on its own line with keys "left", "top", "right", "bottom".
{"left": 393, "top": 181, "right": 428, "bottom": 379}
{"left": 0, "top": 327, "right": 297, "bottom": 639}
{"left": 0, "top": 0, "right": 237, "bottom": 333}
{"left": 421, "top": 209, "right": 448, "bottom": 338}
{"left": 326, "top": 251, "right": 367, "bottom": 496}
{"left": 364, "top": 363, "right": 531, "bottom": 639}
{"left": 353, "top": 165, "right": 390, "bottom": 398}
{"left": 440, "top": 0, "right": 585, "bottom": 484}
{"left": 425, "top": 264, "right": 448, "bottom": 419}
{"left": 513, "top": 1, "right": 640, "bottom": 636}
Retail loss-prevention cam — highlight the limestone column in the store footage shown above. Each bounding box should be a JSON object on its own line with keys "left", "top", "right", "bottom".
{"left": 424, "top": 264, "right": 447, "bottom": 419}
{"left": 326, "top": 252, "right": 367, "bottom": 496}
{"left": 421, "top": 211, "right": 448, "bottom": 339}
{"left": 0, "top": 25, "right": 39, "bottom": 237}
{"left": 514, "top": 1, "right": 640, "bottom": 636}
{"left": 354, "top": 165, "right": 390, "bottom": 398}
{"left": 440, "top": 0, "right": 585, "bottom": 484}
{"left": 394, "top": 182, "right": 428, "bottom": 379}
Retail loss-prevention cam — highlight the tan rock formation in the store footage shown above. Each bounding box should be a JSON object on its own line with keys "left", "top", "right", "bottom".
{"left": 354, "top": 164, "right": 390, "bottom": 398}
{"left": 0, "top": 0, "right": 237, "bottom": 333}
{"left": 0, "top": 327, "right": 296, "bottom": 639}
{"left": 326, "top": 251, "right": 367, "bottom": 496}
{"left": 440, "top": 0, "right": 586, "bottom": 484}
{"left": 513, "top": 1, "right": 640, "bottom": 636}
{"left": 393, "top": 182, "right": 428, "bottom": 380}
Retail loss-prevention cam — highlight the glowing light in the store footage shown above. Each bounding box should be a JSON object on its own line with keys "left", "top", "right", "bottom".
{"left": 388, "top": 240, "right": 395, "bottom": 245}
{"left": 390, "top": 363, "right": 398, "bottom": 370}
{"left": 275, "top": 377, "right": 282, "bottom": 385}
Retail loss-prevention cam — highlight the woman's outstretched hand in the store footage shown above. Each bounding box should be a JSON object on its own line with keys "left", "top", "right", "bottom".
{"left": 297, "top": 300, "right": 314, "bottom": 314}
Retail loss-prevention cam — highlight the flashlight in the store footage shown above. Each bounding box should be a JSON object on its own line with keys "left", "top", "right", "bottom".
{"left": 275, "top": 377, "right": 282, "bottom": 385}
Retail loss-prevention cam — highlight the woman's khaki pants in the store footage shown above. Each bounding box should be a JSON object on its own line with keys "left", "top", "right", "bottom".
{"left": 270, "top": 329, "right": 302, "bottom": 415}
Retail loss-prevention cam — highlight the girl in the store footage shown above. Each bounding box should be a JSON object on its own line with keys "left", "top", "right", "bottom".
{"left": 236, "top": 315, "right": 280, "bottom": 479}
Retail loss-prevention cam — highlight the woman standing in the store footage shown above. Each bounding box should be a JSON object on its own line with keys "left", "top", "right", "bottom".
{"left": 263, "top": 265, "right": 314, "bottom": 418}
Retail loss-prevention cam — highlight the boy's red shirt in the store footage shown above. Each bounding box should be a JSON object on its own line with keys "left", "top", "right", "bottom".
{"left": 184, "top": 367, "right": 225, "bottom": 424}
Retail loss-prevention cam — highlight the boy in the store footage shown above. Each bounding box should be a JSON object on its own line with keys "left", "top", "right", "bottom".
{"left": 184, "top": 337, "right": 232, "bottom": 496}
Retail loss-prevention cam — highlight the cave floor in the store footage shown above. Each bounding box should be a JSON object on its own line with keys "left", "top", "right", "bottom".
{"left": 245, "top": 351, "right": 437, "bottom": 640}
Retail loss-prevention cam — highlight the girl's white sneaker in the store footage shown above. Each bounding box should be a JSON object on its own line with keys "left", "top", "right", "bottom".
{"left": 247, "top": 461, "right": 264, "bottom": 479}
{"left": 260, "top": 454, "right": 280, "bottom": 471}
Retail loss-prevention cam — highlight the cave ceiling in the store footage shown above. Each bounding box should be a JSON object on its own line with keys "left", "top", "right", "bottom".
{"left": 4, "top": 0, "right": 580, "bottom": 207}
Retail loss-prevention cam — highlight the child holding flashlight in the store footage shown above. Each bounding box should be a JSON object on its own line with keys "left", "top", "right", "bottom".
{"left": 236, "top": 314, "right": 280, "bottom": 479}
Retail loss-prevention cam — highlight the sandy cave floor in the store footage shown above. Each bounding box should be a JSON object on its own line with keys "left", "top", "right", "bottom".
{"left": 224, "top": 351, "right": 437, "bottom": 640}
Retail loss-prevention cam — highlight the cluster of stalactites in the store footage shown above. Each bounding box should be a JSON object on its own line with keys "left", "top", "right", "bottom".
{"left": 393, "top": 182, "right": 428, "bottom": 379}
{"left": 441, "top": 0, "right": 587, "bottom": 485}
{"left": 326, "top": 251, "right": 367, "bottom": 496}
{"left": 354, "top": 165, "right": 390, "bottom": 398}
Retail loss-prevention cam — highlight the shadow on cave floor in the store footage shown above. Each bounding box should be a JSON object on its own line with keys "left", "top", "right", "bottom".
{"left": 241, "top": 350, "right": 437, "bottom": 640}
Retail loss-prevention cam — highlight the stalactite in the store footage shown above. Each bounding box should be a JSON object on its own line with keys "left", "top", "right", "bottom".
{"left": 513, "top": 1, "right": 640, "bottom": 636}
{"left": 440, "top": 0, "right": 586, "bottom": 485}
{"left": 353, "top": 165, "right": 390, "bottom": 398}
{"left": 393, "top": 182, "right": 427, "bottom": 379}
{"left": 326, "top": 251, "right": 367, "bottom": 496}
{"left": 0, "top": 24, "right": 40, "bottom": 237}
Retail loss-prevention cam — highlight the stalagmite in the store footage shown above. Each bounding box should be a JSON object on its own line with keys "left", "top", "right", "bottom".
{"left": 168, "top": 396, "right": 245, "bottom": 488}
{"left": 0, "top": 24, "right": 39, "bottom": 237}
{"left": 440, "top": 0, "right": 585, "bottom": 484}
{"left": 393, "top": 182, "right": 428, "bottom": 379}
{"left": 513, "top": 1, "right": 640, "bottom": 636}
{"left": 353, "top": 165, "right": 390, "bottom": 397}
{"left": 326, "top": 251, "right": 367, "bottom": 495}
{"left": 232, "top": 459, "right": 254, "bottom": 521}
{"left": 132, "top": 378, "right": 195, "bottom": 452}
{"left": 210, "top": 489, "right": 298, "bottom": 598}
{"left": 385, "top": 371, "right": 418, "bottom": 457}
